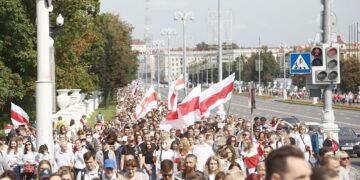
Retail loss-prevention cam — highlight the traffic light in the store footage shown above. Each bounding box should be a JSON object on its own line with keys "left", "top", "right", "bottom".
{"left": 324, "top": 44, "right": 340, "bottom": 84}
{"left": 311, "top": 44, "right": 340, "bottom": 84}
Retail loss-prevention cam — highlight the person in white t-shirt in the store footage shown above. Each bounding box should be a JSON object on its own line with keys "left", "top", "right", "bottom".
{"left": 193, "top": 134, "right": 214, "bottom": 172}
{"left": 154, "top": 141, "right": 174, "bottom": 170}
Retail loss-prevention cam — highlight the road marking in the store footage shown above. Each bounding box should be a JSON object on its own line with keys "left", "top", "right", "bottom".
{"left": 230, "top": 101, "right": 360, "bottom": 128}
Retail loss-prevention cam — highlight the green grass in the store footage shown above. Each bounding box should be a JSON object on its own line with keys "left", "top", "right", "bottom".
{"left": 276, "top": 99, "right": 360, "bottom": 111}
{"left": 88, "top": 101, "right": 117, "bottom": 127}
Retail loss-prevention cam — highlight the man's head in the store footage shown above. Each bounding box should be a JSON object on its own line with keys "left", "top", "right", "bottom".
{"left": 104, "top": 159, "right": 116, "bottom": 178}
{"left": 265, "top": 146, "right": 311, "bottom": 180}
{"left": 185, "top": 154, "right": 197, "bottom": 173}
{"left": 198, "top": 134, "right": 205, "bottom": 144}
{"left": 83, "top": 152, "right": 96, "bottom": 171}
{"left": 320, "top": 156, "right": 340, "bottom": 174}
{"left": 60, "top": 141, "right": 68, "bottom": 152}
{"left": 170, "top": 128, "right": 176, "bottom": 138}
{"left": 260, "top": 117, "right": 267, "bottom": 125}
{"left": 244, "top": 121, "right": 252, "bottom": 131}
{"left": 161, "top": 160, "right": 174, "bottom": 180}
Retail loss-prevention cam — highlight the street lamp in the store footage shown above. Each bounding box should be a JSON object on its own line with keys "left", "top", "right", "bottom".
{"left": 50, "top": 13, "right": 64, "bottom": 113}
{"left": 161, "top": 28, "right": 176, "bottom": 90}
{"left": 280, "top": 44, "right": 288, "bottom": 100}
{"left": 36, "top": 0, "right": 53, "bottom": 153}
{"left": 174, "top": 11, "right": 194, "bottom": 95}
{"left": 153, "top": 40, "right": 164, "bottom": 98}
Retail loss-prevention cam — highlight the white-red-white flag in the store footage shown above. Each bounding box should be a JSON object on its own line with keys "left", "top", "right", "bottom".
{"left": 134, "top": 85, "right": 158, "bottom": 120}
{"left": 161, "top": 85, "right": 201, "bottom": 130}
{"left": 11, "top": 102, "right": 30, "bottom": 126}
{"left": 4, "top": 124, "right": 12, "bottom": 134}
{"left": 200, "top": 73, "right": 235, "bottom": 118}
{"left": 167, "top": 74, "right": 185, "bottom": 112}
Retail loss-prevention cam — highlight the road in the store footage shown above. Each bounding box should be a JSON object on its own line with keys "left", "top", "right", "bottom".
{"left": 157, "top": 86, "right": 360, "bottom": 169}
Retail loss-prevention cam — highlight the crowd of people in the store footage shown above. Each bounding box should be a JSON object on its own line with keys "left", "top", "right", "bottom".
{"left": 0, "top": 83, "right": 360, "bottom": 180}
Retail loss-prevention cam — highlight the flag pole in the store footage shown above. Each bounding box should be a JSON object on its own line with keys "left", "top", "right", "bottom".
{"left": 225, "top": 94, "right": 233, "bottom": 120}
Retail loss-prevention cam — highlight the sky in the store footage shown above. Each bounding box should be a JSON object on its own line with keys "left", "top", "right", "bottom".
{"left": 100, "top": 0, "right": 360, "bottom": 48}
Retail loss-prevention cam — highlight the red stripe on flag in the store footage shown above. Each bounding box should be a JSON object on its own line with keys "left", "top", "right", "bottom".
{"left": 200, "top": 82, "right": 234, "bottom": 113}
{"left": 11, "top": 110, "right": 29, "bottom": 125}
{"left": 166, "top": 111, "right": 178, "bottom": 120}
{"left": 178, "top": 97, "right": 199, "bottom": 116}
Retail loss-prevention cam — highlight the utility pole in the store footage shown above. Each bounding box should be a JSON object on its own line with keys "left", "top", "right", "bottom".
{"left": 321, "top": 0, "right": 339, "bottom": 141}
{"left": 258, "top": 37, "right": 262, "bottom": 95}
{"left": 218, "top": 0, "right": 223, "bottom": 82}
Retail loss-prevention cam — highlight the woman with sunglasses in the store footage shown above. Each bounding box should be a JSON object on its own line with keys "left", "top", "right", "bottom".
{"left": 21, "top": 141, "right": 37, "bottom": 180}
{"left": 337, "top": 151, "right": 360, "bottom": 179}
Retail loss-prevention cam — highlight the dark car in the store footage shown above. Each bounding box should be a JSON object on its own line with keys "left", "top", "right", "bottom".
{"left": 281, "top": 116, "right": 300, "bottom": 126}
{"left": 338, "top": 127, "right": 360, "bottom": 156}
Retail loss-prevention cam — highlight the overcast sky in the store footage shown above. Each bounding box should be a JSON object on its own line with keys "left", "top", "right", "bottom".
{"left": 100, "top": 0, "right": 360, "bottom": 48}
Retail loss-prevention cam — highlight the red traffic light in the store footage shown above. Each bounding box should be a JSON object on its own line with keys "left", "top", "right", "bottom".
{"left": 311, "top": 47, "right": 322, "bottom": 57}
{"left": 326, "top": 48, "right": 338, "bottom": 58}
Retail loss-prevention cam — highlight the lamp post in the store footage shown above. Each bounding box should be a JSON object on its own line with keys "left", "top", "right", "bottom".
{"left": 174, "top": 11, "right": 194, "bottom": 95}
{"left": 161, "top": 28, "right": 176, "bottom": 89}
{"left": 153, "top": 40, "right": 163, "bottom": 98}
{"left": 257, "top": 37, "right": 263, "bottom": 96}
{"left": 36, "top": 0, "right": 53, "bottom": 153}
{"left": 50, "top": 14, "right": 64, "bottom": 113}
{"left": 280, "top": 44, "right": 288, "bottom": 100}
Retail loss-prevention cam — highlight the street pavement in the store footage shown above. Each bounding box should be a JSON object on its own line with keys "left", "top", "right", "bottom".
{"left": 157, "top": 86, "right": 360, "bottom": 169}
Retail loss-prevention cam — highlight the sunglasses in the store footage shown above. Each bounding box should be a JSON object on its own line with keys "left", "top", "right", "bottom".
{"left": 162, "top": 173, "right": 172, "bottom": 177}
{"left": 341, "top": 157, "right": 350, "bottom": 160}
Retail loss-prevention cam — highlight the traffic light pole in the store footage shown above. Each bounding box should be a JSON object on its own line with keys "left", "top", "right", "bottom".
{"left": 321, "top": 0, "right": 339, "bottom": 141}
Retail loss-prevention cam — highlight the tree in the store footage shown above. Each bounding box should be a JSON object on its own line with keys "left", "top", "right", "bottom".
{"left": 95, "top": 13, "right": 138, "bottom": 107}
{"left": 0, "top": 0, "right": 37, "bottom": 122}
{"left": 291, "top": 74, "right": 306, "bottom": 88}
{"left": 339, "top": 57, "right": 360, "bottom": 93}
{"left": 242, "top": 46, "right": 280, "bottom": 86}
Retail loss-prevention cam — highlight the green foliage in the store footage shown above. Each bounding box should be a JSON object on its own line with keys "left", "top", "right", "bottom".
{"left": 0, "top": 0, "right": 37, "bottom": 123}
{"left": 339, "top": 57, "right": 360, "bottom": 93}
{"left": 95, "top": 13, "right": 138, "bottom": 106}
{"left": 0, "top": 61, "right": 25, "bottom": 107}
{"left": 242, "top": 47, "right": 280, "bottom": 86}
{"left": 291, "top": 74, "right": 306, "bottom": 88}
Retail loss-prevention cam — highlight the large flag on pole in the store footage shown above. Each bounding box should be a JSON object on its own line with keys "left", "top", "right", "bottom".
{"left": 161, "top": 85, "right": 201, "bottom": 130}
{"left": 167, "top": 74, "right": 185, "bottom": 112}
{"left": 200, "top": 73, "right": 235, "bottom": 118}
{"left": 134, "top": 85, "right": 158, "bottom": 120}
{"left": 11, "top": 102, "right": 30, "bottom": 126}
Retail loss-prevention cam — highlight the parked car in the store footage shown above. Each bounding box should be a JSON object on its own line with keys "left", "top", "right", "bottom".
{"left": 338, "top": 127, "right": 360, "bottom": 156}
{"left": 281, "top": 116, "right": 300, "bottom": 126}
{"left": 304, "top": 122, "right": 320, "bottom": 132}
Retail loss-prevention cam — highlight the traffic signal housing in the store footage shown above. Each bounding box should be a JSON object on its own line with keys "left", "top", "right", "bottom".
{"left": 311, "top": 44, "right": 340, "bottom": 84}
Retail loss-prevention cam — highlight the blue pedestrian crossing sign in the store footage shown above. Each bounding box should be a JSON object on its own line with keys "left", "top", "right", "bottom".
{"left": 289, "top": 53, "right": 311, "bottom": 74}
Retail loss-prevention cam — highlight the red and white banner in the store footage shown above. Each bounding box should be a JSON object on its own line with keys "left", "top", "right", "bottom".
{"left": 161, "top": 85, "right": 201, "bottom": 130}
{"left": 134, "top": 85, "right": 158, "bottom": 120}
{"left": 243, "top": 148, "right": 259, "bottom": 169}
{"left": 167, "top": 74, "right": 185, "bottom": 112}
{"left": 200, "top": 73, "right": 235, "bottom": 118}
{"left": 11, "top": 102, "right": 30, "bottom": 126}
{"left": 4, "top": 124, "right": 12, "bottom": 134}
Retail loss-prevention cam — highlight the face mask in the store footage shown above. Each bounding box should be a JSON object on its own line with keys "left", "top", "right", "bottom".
{"left": 320, "top": 129, "right": 325, "bottom": 133}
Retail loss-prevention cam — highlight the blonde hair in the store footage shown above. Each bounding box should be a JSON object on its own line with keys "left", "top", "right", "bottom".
{"left": 244, "top": 139, "right": 253, "bottom": 152}
{"left": 327, "top": 131, "right": 334, "bottom": 140}
{"left": 204, "top": 156, "right": 222, "bottom": 175}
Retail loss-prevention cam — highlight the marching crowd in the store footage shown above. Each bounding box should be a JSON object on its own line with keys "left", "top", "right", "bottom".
{"left": 0, "top": 84, "right": 360, "bottom": 180}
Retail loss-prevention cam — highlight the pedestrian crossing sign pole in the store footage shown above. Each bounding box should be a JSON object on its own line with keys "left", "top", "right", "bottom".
{"left": 289, "top": 53, "right": 311, "bottom": 74}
